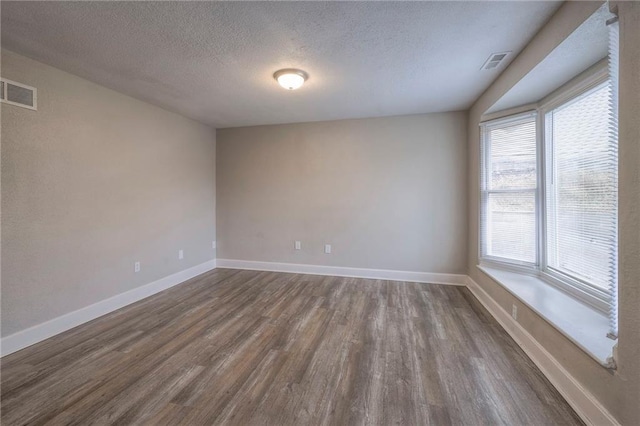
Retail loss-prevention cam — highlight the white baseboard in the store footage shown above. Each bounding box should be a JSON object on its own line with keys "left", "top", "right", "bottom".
{"left": 216, "top": 259, "right": 467, "bottom": 286}
{"left": 0, "top": 259, "right": 217, "bottom": 357}
{"left": 465, "top": 276, "right": 620, "bottom": 426}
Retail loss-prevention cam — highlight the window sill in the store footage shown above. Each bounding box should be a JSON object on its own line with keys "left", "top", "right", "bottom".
{"left": 477, "top": 264, "right": 616, "bottom": 368}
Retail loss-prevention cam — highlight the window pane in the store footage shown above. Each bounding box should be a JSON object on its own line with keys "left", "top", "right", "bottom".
{"left": 486, "top": 191, "right": 536, "bottom": 263}
{"left": 546, "top": 83, "right": 616, "bottom": 292}
{"left": 481, "top": 114, "right": 537, "bottom": 264}
{"left": 488, "top": 119, "right": 537, "bottom": 190}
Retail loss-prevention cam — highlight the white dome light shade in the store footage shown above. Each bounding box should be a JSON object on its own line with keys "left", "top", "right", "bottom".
{"left": 274, "top": 69, "right": 308, "bottom": 90}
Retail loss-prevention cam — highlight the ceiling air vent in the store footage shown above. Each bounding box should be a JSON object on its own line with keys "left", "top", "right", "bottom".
{"left": 481, "top": 52, "right": 511, "bottom": 71}
{"left": 0, "top": 78, "right": 37, "bottom": 110}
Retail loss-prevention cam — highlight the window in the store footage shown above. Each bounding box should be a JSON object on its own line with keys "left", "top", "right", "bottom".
{"left": 479, "top": 10, "right": 619, "bottom": 351}
{"left": 545, "top": 82, "right": 617, "bottom": 299}
{"left": 479, "top": 71, "right": 618, "bottom": 325}
{"left": 480, "top": 114, "right": 537, "bottom": 265}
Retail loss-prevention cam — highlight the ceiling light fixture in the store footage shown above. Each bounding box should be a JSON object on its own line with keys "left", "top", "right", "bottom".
{"left": 273, "top": 69, "right": 308, "bottom": 90}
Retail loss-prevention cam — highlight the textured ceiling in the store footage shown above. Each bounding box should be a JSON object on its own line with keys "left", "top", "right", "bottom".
{"left": 1, "top": 1, "right": 562, "bottom": 128}
{"left": 487, "top": 4, "right": 610, "bottom": 114}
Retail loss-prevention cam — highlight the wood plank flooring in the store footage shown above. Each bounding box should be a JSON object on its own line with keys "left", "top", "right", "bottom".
{"left": 1, "top": 269, "right": 583, "bottom": 425}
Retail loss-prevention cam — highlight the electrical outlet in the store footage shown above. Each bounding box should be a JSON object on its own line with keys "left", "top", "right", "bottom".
{"left": 212, "top": 241, "right": 217, "bottom": 249}
{"left": 511, "top": 304, "right": 518, "bottom": 321}
{"left": 178, "top": 249, "right": 184, "bottom": 260}
{"left": 295, "top": 241, "right": 301, "bottom": 250}
{"left": 134, "top": 262, "right": 141, "bottom": 273}
{"left": 324, "top": 244, "right": 332, "bottom": 254}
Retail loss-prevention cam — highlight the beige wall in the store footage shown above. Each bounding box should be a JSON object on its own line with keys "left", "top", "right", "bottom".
{"left": 615, "top": 2, "right": 640, "bottom": 422}
{"left": 1, "top": 50, "right": 216, "bottom": 337}
{"left": 217, "top": 113, "right": 468, "bottom": 274}
{"left": 467, "top": 2, "right": 639, "bottom": 424}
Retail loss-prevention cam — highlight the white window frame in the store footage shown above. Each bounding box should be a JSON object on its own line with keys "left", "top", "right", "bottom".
{"left": 538, "top": 69, "right": 613, "bottom": 312}
{"left": 479, "top": 63, "right": 614, "bottom": 315}
{"left": 479, "top": 111, "right": 538, "bottom": 269}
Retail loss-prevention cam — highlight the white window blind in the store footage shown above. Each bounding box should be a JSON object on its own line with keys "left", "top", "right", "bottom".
{"left": 481, "top": 114, "right": 537, "bottom": 264}
{"left": 607, "top": 18, "right": 619, "bottom": 339}
{"left": 545, "top": 82, "right": 616, "bottom": 295}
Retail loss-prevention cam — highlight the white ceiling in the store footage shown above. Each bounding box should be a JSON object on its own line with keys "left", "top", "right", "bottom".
{"left": 1, "top": 1, "right": 562, "bottom": 128}
{"left": 487, "top": 4, "right": 610, "bottom": 114}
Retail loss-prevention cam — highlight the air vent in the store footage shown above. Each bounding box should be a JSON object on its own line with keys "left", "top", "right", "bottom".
{"left": 0, "top": 78, "right": 37, "bottom": 110}
{"left": 481, "top": 52, "right": 511, "bottom": 71}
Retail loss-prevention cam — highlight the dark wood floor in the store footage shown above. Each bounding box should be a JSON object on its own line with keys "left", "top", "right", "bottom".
{"left": 1, "top": 269, "right": 583, "bottom": 425}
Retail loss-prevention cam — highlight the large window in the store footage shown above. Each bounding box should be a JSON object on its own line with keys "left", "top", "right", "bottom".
{"left": 479, "top": 72, "right": 618, "bottom": 318}
{"left": 545, "top": 82, "right": 617, "bottom": 298}
{"left": 480, "top": 114, "right": 537, "bottom": 264}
